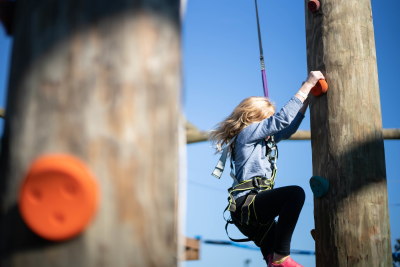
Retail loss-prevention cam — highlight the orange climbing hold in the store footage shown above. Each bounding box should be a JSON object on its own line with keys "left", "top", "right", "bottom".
{"left": 18, "top": 154, "right": 99, "bottom": 241}
{"left": 311, "top": 79, "right": 328, "bottom": 97}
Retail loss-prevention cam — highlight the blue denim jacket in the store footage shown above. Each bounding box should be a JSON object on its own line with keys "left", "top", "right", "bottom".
{"left": 232, "top": 96, "right": 305, "bottom": 199}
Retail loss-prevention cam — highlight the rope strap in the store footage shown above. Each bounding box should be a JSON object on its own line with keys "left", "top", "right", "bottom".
{"left": 211, "top": 137, "right": 236, "bottom": 179}
{"left": 255, "top": 0, "right": 269, "bottom": 98}
{"left": 225, "top": 221, "right": 251, "bottom": 243}
{"left": 255, "top": 0, "right": 264, "bottom": 58}
{"left": 241, "top": 193, "right": 257, "bottom": 225}
{"left": 225, "top": 198, "right": 275, "bottom": 246}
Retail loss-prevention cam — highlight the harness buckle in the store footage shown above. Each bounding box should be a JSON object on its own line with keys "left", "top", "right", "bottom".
{"left": 252, "top": 178, "right": 261, "bottom": 190}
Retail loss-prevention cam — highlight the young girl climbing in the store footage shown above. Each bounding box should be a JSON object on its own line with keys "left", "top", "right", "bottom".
{"left": 210, "top": 71, "right": 325, "bottom": 267}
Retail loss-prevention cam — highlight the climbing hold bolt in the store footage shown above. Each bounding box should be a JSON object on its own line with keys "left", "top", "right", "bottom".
{"left": 311, "top": 80, "right": 328, "bottom": 97}
{"left": 308, "top": 0, "right": 320, "bottom": 13}
{"left": 19, "top": 154, "right": 99, "bottom": 241}
{"left": 309, "top": 176, "right": 329, "bottom": 197}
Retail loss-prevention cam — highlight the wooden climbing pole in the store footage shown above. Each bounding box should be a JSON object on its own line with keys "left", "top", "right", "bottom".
{"left": 0, "top": 0, "right": 181, "bottom": 266}
{"left": 304, "top": 0, "right": 392, "bottom": 266}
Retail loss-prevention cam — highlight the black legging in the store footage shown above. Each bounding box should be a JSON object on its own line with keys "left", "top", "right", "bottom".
{"left": 231, "top": 186, "right": 305, "bottom": 259}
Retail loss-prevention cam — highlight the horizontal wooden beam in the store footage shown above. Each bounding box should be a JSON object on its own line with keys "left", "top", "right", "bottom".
{"left": 186, "top": 120, "right": 209, "bottom": 144}
{"left": 2, "top": 111, "right": 399, "bottom": 142}
{"left": 186, "top": 123, "right": 400, "bottom": 144}
{"left": 382, "top": 128, "right": 400, "bottom": 139}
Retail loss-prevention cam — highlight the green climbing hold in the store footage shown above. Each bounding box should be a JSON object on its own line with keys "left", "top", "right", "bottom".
{"left": 309, "top": 176, "right": 329, "bottom": 197}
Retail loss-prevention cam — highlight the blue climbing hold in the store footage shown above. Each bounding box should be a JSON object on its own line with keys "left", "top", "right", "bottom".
{"left": 310, "top": 176, "right": 329, "bottom": 197}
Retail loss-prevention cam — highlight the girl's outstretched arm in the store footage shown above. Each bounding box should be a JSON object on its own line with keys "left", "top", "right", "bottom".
{"left": 274, "top": 97, "right": 309, "bottom": 143}
{"left": 274, "top": 112, "right": 305, "bottom": 143}
{"left": 237, "top": 72, "right": 323, "bottom": 144}
{"left": 238, "top": 97, "right": 304, "bottom": 144}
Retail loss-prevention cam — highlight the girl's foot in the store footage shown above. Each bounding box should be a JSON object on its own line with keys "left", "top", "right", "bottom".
{"left": 271, "top": 256, "right": 304, "bottom": 267}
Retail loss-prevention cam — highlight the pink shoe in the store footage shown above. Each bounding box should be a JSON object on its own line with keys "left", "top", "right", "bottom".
{"left": 271, "top": 256, "right": 304, "bottom": 267}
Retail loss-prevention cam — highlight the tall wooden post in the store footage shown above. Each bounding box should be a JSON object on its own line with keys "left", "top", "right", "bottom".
{"left": 304, "top": 0, "right": 392, "bottom": 266}
{"left": 0, "top": 0, "right": 181, "bottom": 266}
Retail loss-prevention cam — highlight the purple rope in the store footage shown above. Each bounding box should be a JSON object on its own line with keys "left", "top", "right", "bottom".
{"left": 262, "top": 69, "right": 269, "bottom": 98}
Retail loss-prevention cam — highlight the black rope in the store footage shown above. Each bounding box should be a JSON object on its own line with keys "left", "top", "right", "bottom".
{"left": 254, "top": 0, "right": 264, "bottom": 58}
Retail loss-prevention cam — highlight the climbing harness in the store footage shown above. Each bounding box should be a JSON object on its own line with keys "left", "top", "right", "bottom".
{"left": 223, "top": 176, "right": 276, "bottom": 247}
{"left": 254, "top": 0, "right": 269, "bottom": 98}
{"left": 211, "top": 136, "right": 279, "bottom": 246}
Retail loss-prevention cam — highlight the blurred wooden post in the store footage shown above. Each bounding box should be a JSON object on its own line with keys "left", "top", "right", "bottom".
{"left": 304, "top": 0, "right": 392, "bottom": 266}
{"left": 0, "top": 0, "right": 181, "bottom": 266}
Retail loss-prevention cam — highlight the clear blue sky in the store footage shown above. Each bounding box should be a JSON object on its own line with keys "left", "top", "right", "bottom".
{"left": 0, "top": 1, "right": 399, "bottom": 266}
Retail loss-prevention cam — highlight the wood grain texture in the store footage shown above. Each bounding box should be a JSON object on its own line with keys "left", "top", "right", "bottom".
{"left": 304, "top": 0, "right": 392, "bottom": 266}
{"left": 0, "top": 0, "right": 181, "bottom": 266}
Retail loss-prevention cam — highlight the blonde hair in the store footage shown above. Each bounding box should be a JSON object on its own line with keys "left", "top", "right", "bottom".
{"left": 209, "top": 96, "right": 276, "bottom": 155}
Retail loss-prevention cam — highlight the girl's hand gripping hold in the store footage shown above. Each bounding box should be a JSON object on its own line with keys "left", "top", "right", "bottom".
{"left": 295, "top": 71, "right": 325, "bottom": 102}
